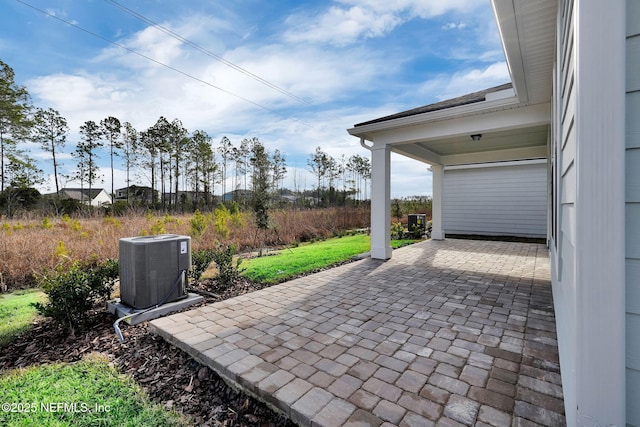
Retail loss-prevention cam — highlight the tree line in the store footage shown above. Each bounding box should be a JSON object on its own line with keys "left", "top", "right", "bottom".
{"left": 0, "top": 59, "right": 371, "bottom": 216}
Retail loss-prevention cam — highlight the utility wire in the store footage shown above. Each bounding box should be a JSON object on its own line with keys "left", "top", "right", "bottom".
{"left": 15, "top": 0, "right": 286, "bottom": 117}
{"left": 104, "top": 0, "right": 310, "bottom": 105}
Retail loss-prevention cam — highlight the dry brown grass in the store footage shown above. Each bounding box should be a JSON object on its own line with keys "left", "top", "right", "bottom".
{"left": 0, "top": 207, "right": 370, "bottom": 288}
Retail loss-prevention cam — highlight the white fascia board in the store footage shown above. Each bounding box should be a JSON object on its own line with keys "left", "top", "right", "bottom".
{"left": 347, "top": 96, "right": 522, "bottom": 140}
{"left": 491, "top": 0, "right": 528, "bottom": 103}
{"left": 370, "top": 103, "right": 550, "bottom": 146}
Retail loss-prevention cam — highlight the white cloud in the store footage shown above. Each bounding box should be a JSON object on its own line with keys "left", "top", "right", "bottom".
{"left": 442, "top": 22, "right": 467, "bottom": 30}
{"left": 284, "top": 0, "right": 481, "bottom": 46}
{"left": 27, "top": 73, "right": 137, "bottom": 131}
{"left": 44, "top": 8, "right": 79, "bottom": 26}
{"left": 284, "top": 5, "right": 402, "bottom": 46}
{"left": 417, "top": 61, "right": 510, "bottom": 101}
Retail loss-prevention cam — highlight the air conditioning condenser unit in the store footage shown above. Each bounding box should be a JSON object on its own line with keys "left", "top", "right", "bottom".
{"left": 119, "top": 234, "right": 191, "bottom": 309}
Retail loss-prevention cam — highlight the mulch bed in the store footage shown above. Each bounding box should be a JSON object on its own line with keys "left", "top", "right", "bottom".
{"left": 0, "top": 278, "right": 296, "bottom": 427}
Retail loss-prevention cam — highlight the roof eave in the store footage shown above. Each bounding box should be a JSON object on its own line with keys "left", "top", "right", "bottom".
{"left": 491, "top": 0, "right": 529, "bottom": 104}
{"left": 348, "top": 94, "right": 521, "bottom": 140}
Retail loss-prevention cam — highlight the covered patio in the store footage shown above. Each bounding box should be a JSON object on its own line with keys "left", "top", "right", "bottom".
{"left": 346, "top": 0, "right": 556, "bottom": 260}
{"left": 150, "top": 239, "right": 564, "bottom": 426}
{"left": 347, "top": 83, "right": 551, "bottom": 260}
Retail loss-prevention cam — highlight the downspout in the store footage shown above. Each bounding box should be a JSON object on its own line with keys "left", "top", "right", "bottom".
{"left": 360, "top": 137, "right": 373, "bottom": 151}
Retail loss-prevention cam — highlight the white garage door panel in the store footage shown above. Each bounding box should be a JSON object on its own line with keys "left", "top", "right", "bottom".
{"left": 443, "top": 162, "right": 547, "bottom": 237}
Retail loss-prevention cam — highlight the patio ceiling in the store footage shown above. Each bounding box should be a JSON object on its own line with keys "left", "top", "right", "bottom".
{"left": 391, "top": 122, "right": 550, "bottom": 167}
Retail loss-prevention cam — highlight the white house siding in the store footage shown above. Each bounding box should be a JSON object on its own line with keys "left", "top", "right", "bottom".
{"left": 442, "top": 161, "right": 547, "bottom": 238}
{"left": 90, "top": 190, "right": 112, "bottom": 207}
{"left": 552, "top": 0, "right": 627, "bottom": 424}
{"left": 551, "top": 0, "right": 578, "bottom": 424}
{"left": 627, "top": 1, "right": 640, "bottom": 424}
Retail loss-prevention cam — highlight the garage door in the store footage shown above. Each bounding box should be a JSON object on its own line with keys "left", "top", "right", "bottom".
{"left": 443, "top": 160, "right": 547, "bottom": 237}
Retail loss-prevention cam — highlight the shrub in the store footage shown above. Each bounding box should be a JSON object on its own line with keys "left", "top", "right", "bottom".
{"left": 55, "top": 241, "right": 68, "bottom": 258}
{"left": 103, "top": 215, "right": 122, "bottom": 229}
{"left": 189, "top": 209, "right": 208, "bottom": 238}
{"left": 108, "top": 200, "right": 129, "bottom": 216}
{"left": 211, "top": 244, "right": 242, "bottom": 289}
{"left": 41, "top": 217, "right": 53, "bottom": 229}
{"left": 190, "top": 248, "right": 216, "bottom": 283}
{"left": 33, "top": 259, "right": 119, "bottom": 335}
{"left": 409, "top": 223, "right": 424, "bottom": 239}
{"left": 70, "top": 219, "right": 82, "bottom": 232}
{"left": 226, "top": 200, "right": 240, "bottom": 215}
{"left": 391, "top": 222, "right": 405, "bottom": 240}
{"left": 149, "top": 219, "right": 166, "bottom": 235}
{"left": 214, "top": 205, "right": 230, "bottom": 238}
{"left": 230, "top": 210, "right": 245, "bottom": 228}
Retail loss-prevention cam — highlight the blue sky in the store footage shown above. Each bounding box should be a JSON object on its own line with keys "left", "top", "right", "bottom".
{"left": 1, "top": 0, "right": 509, "bottom": 197}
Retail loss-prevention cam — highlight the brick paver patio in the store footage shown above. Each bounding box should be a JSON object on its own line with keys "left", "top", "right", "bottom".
{"left": 150, "top": 239, "right": 565, "bottom": 426}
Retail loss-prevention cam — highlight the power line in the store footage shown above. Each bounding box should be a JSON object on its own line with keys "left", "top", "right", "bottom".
{"left": 15, "top": 0, "right": 287, "bottom": 117}
{"left": 104, "top": 0, "right": 310, "bottom": 105}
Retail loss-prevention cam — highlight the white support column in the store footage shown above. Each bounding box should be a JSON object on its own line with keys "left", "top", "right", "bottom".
{"left": 370, "top": 144, "right": 392, "bottom": 260}
{"left": 431, "top": 164, "right": 445, "bottom": 240}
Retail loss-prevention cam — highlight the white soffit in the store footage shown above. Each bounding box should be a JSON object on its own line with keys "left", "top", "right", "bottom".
{"left": 492, "top": 0, "right": 557, "bottom": 105}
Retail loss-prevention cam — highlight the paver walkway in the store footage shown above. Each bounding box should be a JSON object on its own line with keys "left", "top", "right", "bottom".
{"left": 150, "top": 239, "right": 565, "bottom": 426}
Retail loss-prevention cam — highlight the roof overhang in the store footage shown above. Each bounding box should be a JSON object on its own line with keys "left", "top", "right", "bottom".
{"left": 492, "top": 0, "right": 557, "bottom": 105}
{"left": 349, "top": 101, "right": 550, "bottom": 166}
{"left": 347, "top": 0, "right": 557, "bottom": 167}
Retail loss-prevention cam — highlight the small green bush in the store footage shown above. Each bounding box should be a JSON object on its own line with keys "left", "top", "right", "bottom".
{"left": 214, "top": 204, "right": 230, "bottom": 238}
{"left": 41, "top": 217, "right": 53, "bottom": 229}
{"left": 409, "top": 223, "right": 424, "bottom": 239}
{"left": 190, "top": 248, "right": 216, "bottom": 283}
{"left": 225, "top": 200, "right": 240, "bottom": 215}
{"left": 211, "top": 244, "right": 242, "bottom": 289}
{"left": 190, "top": 209, "right": 208, "bottom": 238}
{"left": 391, "top": 222, "right": 405, "bottom": 240}
{"left": 149, "top": 219, "right": 166, "bottom": 235}
{"left": 33, "top": 259, "right": 119, "bottom": 335}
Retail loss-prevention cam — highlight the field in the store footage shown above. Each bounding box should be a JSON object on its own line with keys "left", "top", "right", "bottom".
{"left": 0, "top": 207, "right": 369, "bottom": 288}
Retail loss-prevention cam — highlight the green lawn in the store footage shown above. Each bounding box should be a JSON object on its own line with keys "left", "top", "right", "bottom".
{"left": 0, "top": 289, "right": 45, "bottom": 347}
{"left": 0, "top": 354, "right": 187, "bottom": 427}
{"left": 241, "top": 234, "right": 420, "bottom": 284}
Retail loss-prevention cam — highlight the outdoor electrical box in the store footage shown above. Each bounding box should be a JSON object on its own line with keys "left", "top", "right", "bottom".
{"left": 407, "top": 214, "right": 427, "bottom": 234}
{"left": 119, "top": 234, "right": 191, "bottom": 309}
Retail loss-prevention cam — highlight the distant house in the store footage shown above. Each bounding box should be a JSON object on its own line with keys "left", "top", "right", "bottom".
{"left": 55, "top": 188, "right": 112, "bottom": 206}
{"left": 114, "top": 185, "right": 156, "bottom": 204}
{"left": 348, "top": 1, "right": 635, "bottom": 425}
{"left": 222, "top": 189, "right": 253, "bottom": 202}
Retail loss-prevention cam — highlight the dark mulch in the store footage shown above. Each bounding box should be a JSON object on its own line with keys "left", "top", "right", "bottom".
{"left": 0, "top": 278, "right": 295, "bottom": 427}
